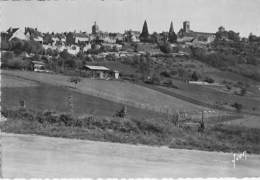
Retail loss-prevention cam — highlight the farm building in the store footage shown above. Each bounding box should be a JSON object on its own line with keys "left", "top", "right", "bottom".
{"left": 31, "top": 61, "right": 48, "bottom": 72}
{"left": 84, "top": 65, "right": 119, "bottom": 79}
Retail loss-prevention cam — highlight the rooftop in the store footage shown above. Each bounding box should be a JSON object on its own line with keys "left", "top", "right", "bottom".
{"left": 85, "top": 65, "right": 110, "bottom": 71}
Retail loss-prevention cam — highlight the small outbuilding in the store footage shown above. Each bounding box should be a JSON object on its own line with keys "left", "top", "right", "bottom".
{"left": 32, "top": 61, "right": 46, "bottom": 72}
{"left": 84, "top": 65, "right": 119, "bottom": 79}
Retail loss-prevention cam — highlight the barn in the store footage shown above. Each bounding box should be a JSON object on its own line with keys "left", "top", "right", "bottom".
{"left": 84, "top": 65, "right": 119, "bottom": 79}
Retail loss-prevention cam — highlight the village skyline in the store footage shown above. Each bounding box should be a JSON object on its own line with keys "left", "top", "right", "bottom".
{"left": 1, "top": 0, "right": 260, "bottom": 37}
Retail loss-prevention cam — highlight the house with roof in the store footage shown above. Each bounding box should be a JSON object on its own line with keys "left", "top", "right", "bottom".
{"left": 8, "top": 27, "right": 44, "bottom": 43}
{"left": 9, "top": 27, "right": 30, "bottom": 41}
{"left": 1, "top": 27, "right": 19, "bottom": 41}
{"left": 124, "top": 30, "right": 140, "bottom": 42}
{"left": 74, "top": 33, "right": 90, "bottom": 45}
{"left": 24, "top": 27, "right": 43, "bottom": 43}
{"left": 83, "top": 65, "right": 119, "bottom": 79}
{"left": 31, "top": 61, "right": 48, "bottom": 72}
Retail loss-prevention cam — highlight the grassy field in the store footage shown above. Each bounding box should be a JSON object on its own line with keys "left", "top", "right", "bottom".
{"left": 1, "top": 70, "right": 206, "bottom": 114}
{"left": 139, "top": 78, "right": 260, "bottom": 115}
{"left": 1, "top": 83, "right": 167, "bottom": 120}
{"left": 223, "top": 115, "right": 260, "bottom": 129}
{"left": 1, "top": 74, "right": 38, "bottom": 88}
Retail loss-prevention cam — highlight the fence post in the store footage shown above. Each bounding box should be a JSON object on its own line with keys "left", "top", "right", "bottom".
{"left": 0, "top": 127, "right": 2, "bottom": 177}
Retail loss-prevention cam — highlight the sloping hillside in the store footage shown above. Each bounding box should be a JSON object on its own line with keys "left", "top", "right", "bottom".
{"left": 2, "top": 70, "right": 206, "bottom": 115}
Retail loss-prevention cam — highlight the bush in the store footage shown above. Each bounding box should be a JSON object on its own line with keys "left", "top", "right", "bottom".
{"left": 145, "top": 74, "right": 161, "bottom": 85}
{"left": 159, "top": 42, "right": 172, "bottom": 54}
{"left": 2, "top": 57, "right": 31, "bottom": 70}
{"left": 204, "top": 77, "right": 215, "bottom": 83}
{"left": 191, "top": 71, "right": 200, "bottom": 81}
{"left": 160, "top": 71, "right": 171, "bottom": 78}
{"left": 170, "top": 70, "right": 178, "bottom": 76}
{"left": 59, "top": 114, "right": 74, "bottom": 126}
{"left": 231, "top": 102, "right": 243, "bottom": 112}
{"left": 162, "top": 80, "right": 178, "bottom": 89}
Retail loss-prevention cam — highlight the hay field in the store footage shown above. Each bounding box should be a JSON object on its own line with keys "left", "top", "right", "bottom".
{"left": 2, "top": 70, "right": 206, "bottom": 114}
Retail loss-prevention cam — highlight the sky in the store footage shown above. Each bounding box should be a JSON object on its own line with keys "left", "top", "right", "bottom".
{"left": 1, "top": 0, "right": 260, "bottom": 37}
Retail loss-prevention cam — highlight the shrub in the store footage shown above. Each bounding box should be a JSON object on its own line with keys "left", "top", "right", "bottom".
{"left": 160, "top": 71, "right": 171, "bottom": 78}
{"left": 59, "top": 114, "right": 74, "bottom": 126}
{"left": 231, "top": 102, "right": 243, "bottom": 112}
{"left": 162, "top": 80, "right": 178, "bottom": 89}
{"left": 151, "top": 74, "right": 161, "bottom": 84}
{"left": 204, "top": 77, "right": 215, "bottom": 83}
{"left": 191, "top": 71, "right": 200, "bottom": 81}
{"left": 159, "top": 42, "right": 172, "bottom": 54}
{"left": 170, "top": 70, "right": 178, "bottom": 76}
{"left": 3, "top": 57, "right": 31, "bottom": 70}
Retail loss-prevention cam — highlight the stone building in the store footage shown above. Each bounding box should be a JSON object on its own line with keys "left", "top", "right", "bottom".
{"left": 178, "top": 21, "right": 215, "bottom": 44}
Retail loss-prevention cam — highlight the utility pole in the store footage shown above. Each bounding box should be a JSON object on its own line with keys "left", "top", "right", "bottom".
{"left": 67, "top": 95, "right": 74, "bottom": 115}
{"left": 201, "top": 110, "right": 204, "bottom": 123}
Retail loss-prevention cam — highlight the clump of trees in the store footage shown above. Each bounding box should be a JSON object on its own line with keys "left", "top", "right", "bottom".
{"left": 249, "top": 33, "right": 260, "bottom": 43}
{"left": 1, "top": 51, "right": 32, "bottom": 70}
{"left": 159, "top": 42, "right": 173, "bottom": 54}
{"left": 2, "top": 38, "right": 44, "bottom": 55}
{"left": 215, "top": 28, "right": 240, "bottom": 42}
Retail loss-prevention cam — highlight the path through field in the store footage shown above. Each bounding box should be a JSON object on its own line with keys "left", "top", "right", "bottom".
{"left": 2, "top": 133, "right": 260, "bottom": 178}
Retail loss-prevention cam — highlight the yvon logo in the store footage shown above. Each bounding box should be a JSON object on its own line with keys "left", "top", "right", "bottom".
{"left": 232, "top": 151, "right": 247, "bottom": 168}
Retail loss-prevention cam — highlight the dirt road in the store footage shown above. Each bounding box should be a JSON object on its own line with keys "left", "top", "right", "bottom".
{"left": 1, "top": 133, "right": 260, "bottom": 178}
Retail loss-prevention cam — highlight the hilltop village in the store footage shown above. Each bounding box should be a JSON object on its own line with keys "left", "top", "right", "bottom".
{"left": 2, "top": 20, "right": 230, "bottom": 57}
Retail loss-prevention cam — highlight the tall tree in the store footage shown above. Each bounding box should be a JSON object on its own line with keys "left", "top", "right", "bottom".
{"left": 168, "top": 21, "right": 177, "bottom": 43}
{"left": 140, "top": 20, "right": 150, "bottom": 42}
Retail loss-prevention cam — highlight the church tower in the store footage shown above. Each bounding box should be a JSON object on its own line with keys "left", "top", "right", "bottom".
{"left": 183, "top": 21, "right": 190, "bottom": 33}
{"left": 92, "top": 21, "right": 100, "bottom": 34}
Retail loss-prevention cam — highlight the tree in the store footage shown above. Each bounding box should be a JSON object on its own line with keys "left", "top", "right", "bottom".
{"left": 249, "top": 33, "right": 260, "bottom": 42}
{"left": 10, "top": 38, "right": 25, "bottom": 55}
{"left": 227, "top": 31, "right": 240, "bottom": 42}
{"left": 168, "top": 21, "right": 177, "bottom": 43}
{"left": 66, "top": 32, "right": 75, "bottom": 45}
{"left": 159, "top": 42, "right": 172, "bottom": 53}
{"left": 139, "top": 20, "right": 150, "bottom": 42}
{"left": 60, "top": 49, "right": 71, "bottom": 59}
{"left": 43, "top": 33, "right": 53, "bottom": 45}
{"left": 191, "top": 71, "right": 200, "bottom": 81}
{"left": 1, "top": 39, "right": 10, "bottom": 50}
